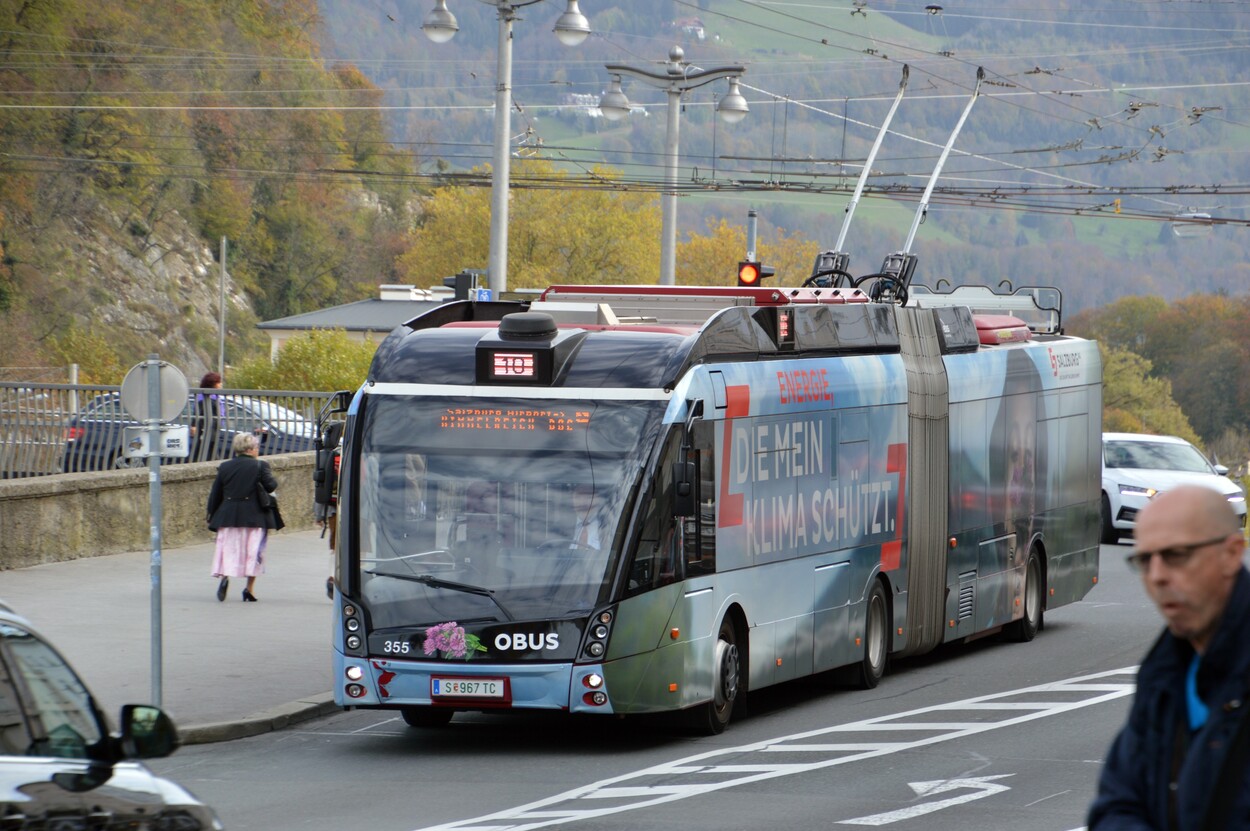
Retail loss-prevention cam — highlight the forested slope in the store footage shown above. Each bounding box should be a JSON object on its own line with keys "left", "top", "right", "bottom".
{"left": 0, "top": 0, "right": 417, "bottom": 378}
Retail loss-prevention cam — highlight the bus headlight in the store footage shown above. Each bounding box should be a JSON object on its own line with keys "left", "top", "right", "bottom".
{"left": 342, "top": 603, "right": 365, "bottom": 657}
{"left": 578, "top": 605, "right": 617, "bottom": 662}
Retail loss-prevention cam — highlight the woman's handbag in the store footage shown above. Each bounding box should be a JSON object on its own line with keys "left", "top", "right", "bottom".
{"left": 254, "top": 482, "right": 283, "bottom": 530}
{"left": 268, "top": 496, "right": 286, "bottom": 531}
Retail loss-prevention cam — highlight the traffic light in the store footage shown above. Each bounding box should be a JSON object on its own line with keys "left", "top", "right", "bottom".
{"left": 443, "top": 269, "right": 480, "bottom": 301}
{"left": 737, "top": 261, "right": 774, "bottom": 287}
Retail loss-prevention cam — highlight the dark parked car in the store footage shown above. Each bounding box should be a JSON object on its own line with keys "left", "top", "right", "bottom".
{"left": 0, "top": 601, "right": 222, "bottom": 828}
{"left": 62, "top": 392, "right": 316, "bottom": 473}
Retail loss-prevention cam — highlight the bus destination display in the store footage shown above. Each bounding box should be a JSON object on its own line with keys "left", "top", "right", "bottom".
{"left": 439, "top": 406, "right": 590, "bottom": 433}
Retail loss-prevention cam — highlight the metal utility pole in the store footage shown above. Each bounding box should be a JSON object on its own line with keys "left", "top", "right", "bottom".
{"left": 600, "top": 46, "right": 747, "bottom": 285}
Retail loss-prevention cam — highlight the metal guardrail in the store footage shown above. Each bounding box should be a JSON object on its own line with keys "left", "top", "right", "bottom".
{"left": 0, "top": 382, "right": 336, "bottom": 479}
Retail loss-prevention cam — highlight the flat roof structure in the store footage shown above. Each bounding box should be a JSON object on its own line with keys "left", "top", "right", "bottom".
{"left": 256, "top": 285, "right": 449, "bottom": 359}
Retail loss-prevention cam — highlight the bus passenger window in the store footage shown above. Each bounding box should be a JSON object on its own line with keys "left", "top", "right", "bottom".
{"left": 626, "top": 432, "right": 683, "bottom": 596}
{"left": 685, "top": 422, "right": 717, "bottom": 576}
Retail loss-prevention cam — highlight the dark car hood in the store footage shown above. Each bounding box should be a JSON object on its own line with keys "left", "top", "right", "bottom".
{"left": 0, "top": 757, "right": 221, "bottom": 828}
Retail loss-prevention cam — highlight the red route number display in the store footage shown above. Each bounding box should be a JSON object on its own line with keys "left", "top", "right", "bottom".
{"left": 492, "top": 352, "right": 535, "bottom": 378}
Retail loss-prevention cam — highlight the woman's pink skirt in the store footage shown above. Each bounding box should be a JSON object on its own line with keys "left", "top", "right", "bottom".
{"left": 211, "top": 527, "right": 268, "bottom": 577}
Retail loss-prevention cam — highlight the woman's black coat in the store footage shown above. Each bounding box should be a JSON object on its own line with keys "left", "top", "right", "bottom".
{"left": 206, "top": 454, "right": 278, "bottom": 530}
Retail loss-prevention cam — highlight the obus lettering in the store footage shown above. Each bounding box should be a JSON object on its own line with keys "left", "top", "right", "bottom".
{"left": 493, "top": 632, "right": 559, "bottom": 651}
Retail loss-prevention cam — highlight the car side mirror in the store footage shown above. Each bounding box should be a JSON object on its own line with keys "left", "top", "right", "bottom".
{"left": 1215, "top": 464, "right": 1230, "bottom": 476}
{"left": 119, "top": 704, "right": 179, "bottom": 759}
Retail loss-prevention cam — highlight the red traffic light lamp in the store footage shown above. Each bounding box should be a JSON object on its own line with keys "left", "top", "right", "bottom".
{"left": 737, "top": 261, "right": 774, "bottom": 287}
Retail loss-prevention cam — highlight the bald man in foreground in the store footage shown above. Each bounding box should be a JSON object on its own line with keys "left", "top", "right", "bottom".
{"left": 1088, "top": 484, "right": 1250, "bottom": 830}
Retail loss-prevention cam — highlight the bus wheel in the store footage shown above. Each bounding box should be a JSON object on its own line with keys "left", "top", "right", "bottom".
{"left": 401, "top": 707, "right": 454, "bottom": 728}
{"left": 1007, "top": 550, "right": 1043, "bottom": 643}
{"left": 856, "top": 581, "right": 888, "bottom": 690}
{"left": 1100, "top": 494, "right": 1118, "bottom": 545}
{"left": 688, "top": 617, "right": 740, "bottom": 735}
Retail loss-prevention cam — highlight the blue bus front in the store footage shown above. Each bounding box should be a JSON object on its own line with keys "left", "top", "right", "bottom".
{"left": 331, "top": 389, "right": 668, "bottom": 720}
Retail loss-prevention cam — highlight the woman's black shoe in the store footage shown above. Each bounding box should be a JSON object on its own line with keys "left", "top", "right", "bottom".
{"left": 326, "top": 577, "right": 335, "bottom": 600}
{"left": 242, "top": 589, "right": 258, "bottom": 602}
{"left": 216, "top": 577, "right": 229, "bottom": 602}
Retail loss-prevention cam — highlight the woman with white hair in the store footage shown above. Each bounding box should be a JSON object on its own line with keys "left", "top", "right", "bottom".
{"left": 206, "top": 432, "right": 279, "bottom": 602}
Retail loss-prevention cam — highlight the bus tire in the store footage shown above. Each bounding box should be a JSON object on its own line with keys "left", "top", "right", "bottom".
{"left": 401, "top": 706, "right": 454, "bottom": 728}
{"left": 1100, "top": 493, "right": 1118, "bottom": 545}
{"left": 856, "top": 581, "right": 889, "bottom": 690}
{"left": 1006, "top": 549, "right": 1043, "bottom": 643}
{"left": 687, "top": 617, "right": 740, "bottom": 735}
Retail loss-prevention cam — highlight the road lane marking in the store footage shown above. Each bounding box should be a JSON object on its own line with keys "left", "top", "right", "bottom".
{"left": 839, "top": 774, "right": 1014, "bottom": 826}
{"left": 1024, "top": 789, "right": 1073, "bottom": 807}
{"left": 410, "top": 666, "right": 1138, "bottom": 831}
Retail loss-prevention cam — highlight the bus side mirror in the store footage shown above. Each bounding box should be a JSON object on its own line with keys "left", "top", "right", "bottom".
{"left": 671, "top": 461, "right": 696, "bottom": 517}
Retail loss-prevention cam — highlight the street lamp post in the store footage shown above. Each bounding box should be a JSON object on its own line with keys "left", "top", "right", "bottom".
{"left": 599, "top": 46, "right": 747, "bottom": 285}
{"left": 422, "top": 0, "right": 591, "bottom": 297}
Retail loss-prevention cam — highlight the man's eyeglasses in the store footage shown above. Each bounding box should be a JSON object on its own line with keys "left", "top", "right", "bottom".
{"left": 1125, "top": 534, "right": 1231, "bottom": 573}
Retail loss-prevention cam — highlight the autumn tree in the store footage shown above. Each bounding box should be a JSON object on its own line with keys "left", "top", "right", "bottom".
{"left": 1066, "top": 295, "right": 1169, "bottom": 354}
{"left": 678, "top": 218, "right": 821, "bottom": 287}
{"left": 47, "top": 325, "right": 127, "bottom": 385}
{"left": 1100, "top": 344, "right": 1199, "bottom": 444}
{"left": 1069, "top": 293, "right": 1250, "bottom": 446}
{"left": 230, "top": 329, "right": 375, "bottom": 393}
{"left": 396, "top": 159, "right": 662, "bottom": 288}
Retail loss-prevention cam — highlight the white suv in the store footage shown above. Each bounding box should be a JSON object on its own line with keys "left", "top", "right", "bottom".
{"left": 1101, "top": 432, "right": 1247, "bottom": 544}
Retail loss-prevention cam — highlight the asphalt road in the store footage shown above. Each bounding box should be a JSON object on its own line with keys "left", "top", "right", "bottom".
{"left": 152, "top": 542, "right": 1158, "bottom": 831}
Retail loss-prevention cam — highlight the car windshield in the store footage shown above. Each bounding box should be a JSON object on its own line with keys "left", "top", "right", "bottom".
{"left": 1104, "top": 440, "right": 1213, "bottom": 473}
{"left": 355, "top": 394, "right": 665, "bottom": 627}
{"left": 0, "top": 621, "right": 104, "bottom": 758}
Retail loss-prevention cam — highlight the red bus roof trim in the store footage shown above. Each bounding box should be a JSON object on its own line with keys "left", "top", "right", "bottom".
{"left": 540, "top": 284, "right": 871, "bottom": 306}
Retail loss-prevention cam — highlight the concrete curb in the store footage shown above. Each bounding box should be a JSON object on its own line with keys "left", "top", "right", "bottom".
{"left": 181, "top": 692, "right": 340, "bottom": 745}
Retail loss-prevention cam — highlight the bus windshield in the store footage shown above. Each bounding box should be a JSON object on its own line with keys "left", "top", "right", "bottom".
{"left": 355, "top": 395, "right": 665, "bottom": 628}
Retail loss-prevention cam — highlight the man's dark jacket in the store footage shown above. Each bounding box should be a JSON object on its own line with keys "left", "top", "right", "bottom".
{"left": 1088, "top": 567, "right": 1250, "bottom": 830}
{"left": 206, "top": 454, "right": 278, "bottom": 531}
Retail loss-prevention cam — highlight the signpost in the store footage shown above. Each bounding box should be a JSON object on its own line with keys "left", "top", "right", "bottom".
{"left": 119, "top": 356, "right": 189, "bottom": 707}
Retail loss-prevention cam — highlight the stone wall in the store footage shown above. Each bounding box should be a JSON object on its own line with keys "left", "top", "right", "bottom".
{"left": 0, "top": 453, "right": 316, "bottom": 570}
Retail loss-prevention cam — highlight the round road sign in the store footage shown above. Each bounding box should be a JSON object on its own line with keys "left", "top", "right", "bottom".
{"left": 120, "top": 360, "right": 190, "bottom": 422}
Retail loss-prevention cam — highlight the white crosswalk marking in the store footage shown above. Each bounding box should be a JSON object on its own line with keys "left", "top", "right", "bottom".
{"left": 411, "top": 667, "right": 1138, "bottom": 831}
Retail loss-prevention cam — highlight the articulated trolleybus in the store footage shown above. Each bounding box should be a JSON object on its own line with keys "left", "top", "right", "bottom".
{"left": 327, "top": 278, "right": 1102, "bottom": 733}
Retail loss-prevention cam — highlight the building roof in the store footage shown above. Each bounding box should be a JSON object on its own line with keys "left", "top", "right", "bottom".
{"left": 256, "top": 286, "right": 450, "bottom": 333}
